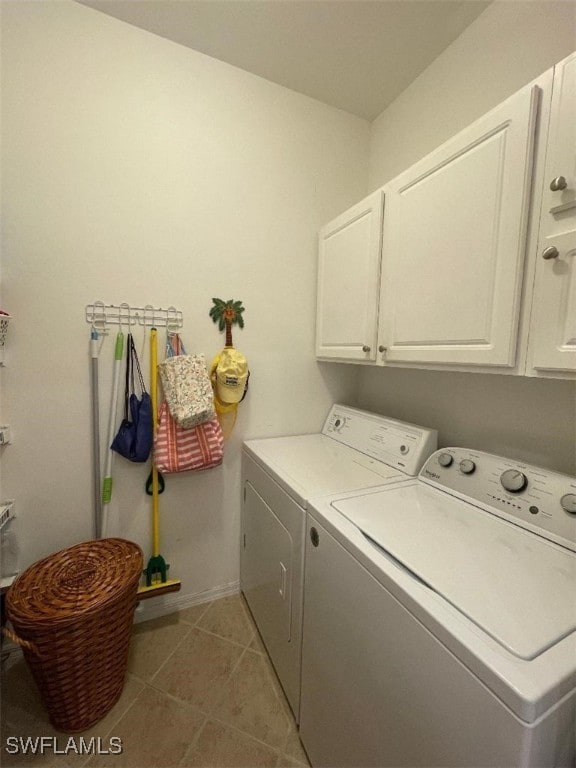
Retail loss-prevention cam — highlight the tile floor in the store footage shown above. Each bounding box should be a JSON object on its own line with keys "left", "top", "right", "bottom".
{"left": 1, "top": 594, "right": 311, "bottom": 768}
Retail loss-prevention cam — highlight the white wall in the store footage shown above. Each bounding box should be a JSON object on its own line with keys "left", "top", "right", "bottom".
{"left": 0, "top": 0, "right": 367, "bottom": 612}
{"left": 360, "top": 0, "right": 576, "bottom": 474}
{"left": 2, "top": 0, "right": 575, "bottom": 617}
{"left": 369, "top": 0, "right": 576, "bottom": 188}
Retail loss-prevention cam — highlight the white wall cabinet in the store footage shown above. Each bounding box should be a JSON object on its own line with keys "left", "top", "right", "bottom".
{"left": 316, "top": 190, "right": 383, "bottom": 361}
{"left": 527, "top": 52, "right": 576, "bottom": 375}
{"left": 378, "top": 82, "right": 539, "bottom": 368}
{"left": 316, "top": 55, "right": 576, "bottom": 379}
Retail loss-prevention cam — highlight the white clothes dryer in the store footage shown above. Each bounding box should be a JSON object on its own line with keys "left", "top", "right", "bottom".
{"left": 240, "top": 404, "right": 437, "bottom": 720}
{"left": 301, "top": 448, "right": 576, "bottom": 767}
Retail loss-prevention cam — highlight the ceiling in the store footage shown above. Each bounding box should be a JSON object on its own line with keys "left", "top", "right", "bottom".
{"left": 75, "top": 0, "right": 491, "bottom": 121}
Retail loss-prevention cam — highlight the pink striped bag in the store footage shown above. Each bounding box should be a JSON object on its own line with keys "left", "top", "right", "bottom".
{"left": 154, "top": 402, "right": 223, "bottom": 473}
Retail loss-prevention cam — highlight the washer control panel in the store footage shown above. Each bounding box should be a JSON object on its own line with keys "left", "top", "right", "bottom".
{"left": 420, "top": 448, "right": 576, "bottom": 551}
{"left": 323, "top": 405, "right": 438, "bottom": 477}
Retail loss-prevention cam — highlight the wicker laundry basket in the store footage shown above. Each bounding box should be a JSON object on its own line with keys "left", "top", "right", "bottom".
{"left": 4, "top": 538, "right": 143, "bottom": 733}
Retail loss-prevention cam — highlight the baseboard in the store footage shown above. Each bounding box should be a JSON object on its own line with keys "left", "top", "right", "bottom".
{"left": 133, "top": 579, "right": 240, "bottom": 624}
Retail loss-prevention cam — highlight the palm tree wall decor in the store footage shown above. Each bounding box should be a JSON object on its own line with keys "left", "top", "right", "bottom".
{"left": 209, "top": 298, "right": 245, "bottom": 347}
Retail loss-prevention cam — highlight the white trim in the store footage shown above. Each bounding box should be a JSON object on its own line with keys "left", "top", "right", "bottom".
{"left": 133, "top": 580, "right": 240, "bottom": 624}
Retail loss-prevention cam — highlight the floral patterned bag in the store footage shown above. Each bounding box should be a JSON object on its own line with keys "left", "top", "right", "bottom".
{"left": 157, "top": 334, "right": 216, "bottom": 428}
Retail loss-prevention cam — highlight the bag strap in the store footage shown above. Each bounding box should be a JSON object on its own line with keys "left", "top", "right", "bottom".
{"left": 166, "top": 332, "right": 187, "bottom": 357}
{"left": 239, "top": 370, "right": 250, "bottom": 403}
{"left": 122, "top": 333, "right": 132, "bottom": 420}
{"left": 129, "top": 334, "right": 147, "bottom": 395}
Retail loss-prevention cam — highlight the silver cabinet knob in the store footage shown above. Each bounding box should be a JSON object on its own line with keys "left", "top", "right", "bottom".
{"left": 542, "top": 246, "right": 559, "bottom": 260}
{"left": 550, "top": 176, "right": 567, "bottom": 191}
{"left": 362, "top": 345, "right": 371, "bottom": 353}
{"left": 378, "top": 345, "right": 387, "bottom": 353}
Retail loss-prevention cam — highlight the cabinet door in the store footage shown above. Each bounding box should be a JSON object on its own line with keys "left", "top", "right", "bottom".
{"left": 528, "top": 52, "right": 576, "bottom": 374}
{"left": 379, "top": 84, "right": 539, "bottom": 368}
{"left": 316, "top": 190, "right": 383, "bottom": 361}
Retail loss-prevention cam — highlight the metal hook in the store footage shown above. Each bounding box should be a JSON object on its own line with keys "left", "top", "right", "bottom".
{"left": 140, "top": 305, "right": 152, "bottom": 328}
{"left": 166, "top": 305, "right": 180, "bottom": 336}
{"left": 92, "top": 301, "right": 108, "bottom": 336}
{"left": 118, "top": 303, "right": 131, "bottom": 334}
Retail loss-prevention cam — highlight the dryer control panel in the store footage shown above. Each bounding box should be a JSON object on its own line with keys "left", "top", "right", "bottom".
{"left": 323, "top": 405, "right": 437, "bottom": 477}
{"left": 421, "top": 448, "right": 576, "bottom": 551}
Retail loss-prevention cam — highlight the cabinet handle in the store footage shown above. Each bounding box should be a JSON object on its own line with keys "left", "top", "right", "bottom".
{"left": 378, "top": 345, "right": 387, "bottom": 353}
{"left": 542, "top": 246, "right": 559, "bottom": 260}
{"left": 362, "top": 345, "right": 371, "bottom": 353}
{"left": 550, "top": 176, "right": 567, "bottom": 192}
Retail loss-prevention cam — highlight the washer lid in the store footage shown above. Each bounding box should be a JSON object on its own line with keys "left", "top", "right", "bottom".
{"left": 244, "top": 434, "right": 404, "bottom": 506}
{"left": 332, "top": 484, "right": 576, "bottom": 660}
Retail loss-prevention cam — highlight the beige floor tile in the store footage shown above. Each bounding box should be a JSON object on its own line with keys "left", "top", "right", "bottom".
{"left": 253, "top": 651, "right": 296, "bottom": 725}
{"left": 209, "top": 650, "right": 292, "bottom": 750}
{"left": 275, "top": 756, "right": 309, "bottom": 768}
{"left": 1, "top": 658, "right": 145, "bottom": 768}
{"left": 0, "top": 659, "right": 65, "bottom": 765}
{"left": 179, "top": 601, "right": 212, "bottom": 626}
{"left": 180, "top": 719, "right": 279, "bottom": 767}
{"left": 249, "top": 630, "right": 267, "bottom": 655}
{"left": 283, "top": 727, "right": 310, "bottom": 766}
{"left": 87, "top": 686, "right": 204, "bottom": 768}
{"left": 151, "top": 627, "right": 244, "bottom": 713}
{"left": 128, "top": 615, "right": 191, "bottom": 681}
{"left": 75, "top": 674, "right": 145, "bottom": 740}
{"left": 3, "top": 598, "right": 302, "bottom": 768}
{"left": 1, "top": 656, "right": 49, "bottom": 727}
{"left": 197, "top": 595, "right": 255, "bottom": 647}
{"left": 1, "top": 719, "right": 62, "bottom": 768}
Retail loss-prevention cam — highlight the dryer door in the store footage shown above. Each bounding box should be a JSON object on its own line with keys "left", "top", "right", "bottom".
{"left": 242, "top": 482, "right": 293, "bottom": 643}
{"left": 241, "top": 481, "right": 302, "bottom": 716}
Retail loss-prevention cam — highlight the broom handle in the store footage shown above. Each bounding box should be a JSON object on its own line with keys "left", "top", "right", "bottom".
{"left": 150, "top": 328, "right": 160, "bottom": 557}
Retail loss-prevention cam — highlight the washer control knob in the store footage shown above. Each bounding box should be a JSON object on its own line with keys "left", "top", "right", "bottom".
{"left": 438, "top": 453, "right": 453, "bottom": 468}
{"left": 500, "top": 469, "right": 528, "bottom": 493}
{"left": 459, "top": 459, "right": 476, "bottom": 475}
{"left": 560, "top": 494, "right": 576, "bottom": 515}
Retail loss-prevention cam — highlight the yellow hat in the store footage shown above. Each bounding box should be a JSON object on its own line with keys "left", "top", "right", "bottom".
{"left": 213, "top": 347, "right": 248, "bottom": 404}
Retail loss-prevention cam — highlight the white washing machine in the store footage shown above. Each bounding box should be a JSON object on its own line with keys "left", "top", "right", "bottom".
{"left": 240, "top": 404, "right": 437, "bottom": 720}
{"left": 301, "top": 448, "right": 576, "bottom": 767}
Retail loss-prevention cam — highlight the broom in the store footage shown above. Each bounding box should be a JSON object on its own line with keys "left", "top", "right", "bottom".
{"left": 138, "top": 327, "right": 181, "bottom": 599}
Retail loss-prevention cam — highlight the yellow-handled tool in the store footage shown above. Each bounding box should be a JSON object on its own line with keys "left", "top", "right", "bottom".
{"left": 138, "top": 327, "right": 181, "bottom": 599}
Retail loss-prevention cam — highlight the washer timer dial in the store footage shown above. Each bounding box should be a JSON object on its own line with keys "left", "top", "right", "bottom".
{"left": 438, "top": 453, "right": 453, "bottom": 468}
{"left": 500, "top": 469, "right": 528, "bottom": 493}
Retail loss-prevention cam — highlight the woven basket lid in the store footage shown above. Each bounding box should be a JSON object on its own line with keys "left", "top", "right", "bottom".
{"left": 6, "top": 538, "right": 143, "bottom": 628}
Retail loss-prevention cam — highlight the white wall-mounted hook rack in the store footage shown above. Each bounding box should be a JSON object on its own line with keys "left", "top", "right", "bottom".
{"left": 85, "top": 302, "right": 184, "bottom": 329}
{"left": 0, "top": 500, "right": 15, "bottom": 532}
{"left": 0, "top": 425, "right": 12, "bottom": 446}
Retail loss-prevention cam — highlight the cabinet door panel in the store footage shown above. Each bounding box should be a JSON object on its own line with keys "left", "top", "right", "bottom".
{"left": 529, "top": 52, "right": 576, "bottom": 373}
{"left": 316, "top": 191, "right": 383, "bottom": 361}
{"left": 380, "top": 84, "right": 539, "bottom": 367}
